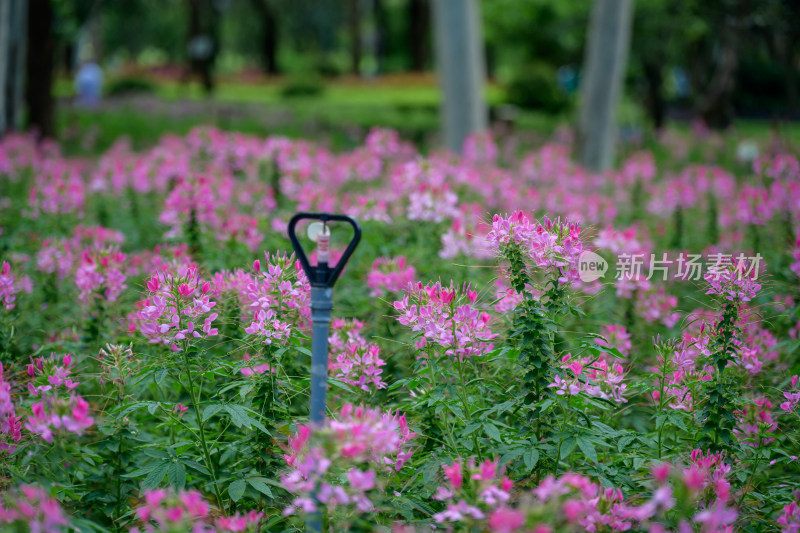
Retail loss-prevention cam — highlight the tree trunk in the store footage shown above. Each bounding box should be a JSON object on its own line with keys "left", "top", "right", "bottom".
{"left": 349, "top": 0, "right": 361, "bottom": 75}
{"left": 0, "top": 0, "right": 10, "bottom": 135}
{"left": 373, "top": 0, "right": 388, "bottom": 73}
{"left": 643, "top": 60, "right": 665, "bottom": 130}
{"left": 26, "top": 0, "right": 56, "bottom": 139}
{"left": 784, "top": 35, "right": 799, "bottom": 112}
{"left": 576, "top": 0, "right": 634, "bottom": 171}
{"left": 408, "top": 0, "right": 429, "bottom": 72}
{"left": 696, "top": 39, "right": 737, "bottom": 129}
{"left": 249, "top": 0, "right": 279, "bottom": 75}
{"left": 186, "top": 0, "right": 216, "bottom": 95}
{"left": 431, "top": 0, "right": 488, "bottom": 153}
{"left": 9, "top": 0, "right": 28, "bottom": 130}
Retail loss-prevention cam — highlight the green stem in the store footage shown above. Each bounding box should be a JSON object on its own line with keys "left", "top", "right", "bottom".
{"left": 428, "top": 353, "right": 460, "bottom": 454}
{"left": 182, "top": 346, "right": 225, "bottom": 510}
{"left": 455, "top": 355, "right": 482, "bottom": 460}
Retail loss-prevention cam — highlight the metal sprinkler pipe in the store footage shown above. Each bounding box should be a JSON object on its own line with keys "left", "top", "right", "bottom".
{"left": 287, "top": 212, "right": 362, "bottom": 532}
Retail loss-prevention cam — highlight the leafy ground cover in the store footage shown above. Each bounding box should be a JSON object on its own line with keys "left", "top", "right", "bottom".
{"left": 0, "top": 125, "right": 799, "bottom": 532}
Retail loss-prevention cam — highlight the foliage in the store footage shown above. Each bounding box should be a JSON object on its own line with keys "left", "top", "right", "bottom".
{"left": 106, "top": 76, "right": 158, "bottom": 98}
{"left": 279, "top": 72, "right": 326, "bottom": 99}
{"left": 504, "top": 62, "right": 570, "bottom": 114}
{"left": 0, "top": 124, "right": 799, "bottom": 532}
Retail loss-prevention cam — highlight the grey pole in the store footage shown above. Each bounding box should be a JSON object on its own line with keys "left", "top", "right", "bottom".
{"left": 0, "top": 0, "right": 10, "bottom": 135}
{"left": 576, "top": 0, "right": 634, "bottom": 171}
{"left": 10, "top": 0, "right": 27, "bottom": 130}
{"left": 306, "top": 286, "right": 333, "bottom": 532}
{"left": 288, "top": 213, "right": 361, "bottom": 533}
{"left": 431, "top": 0, "right": 487, "bottom": 153}
{"left": 309, "top": 286, "right": 333, "bottom": 425}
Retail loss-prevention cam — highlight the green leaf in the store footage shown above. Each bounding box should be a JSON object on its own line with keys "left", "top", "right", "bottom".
{"left": 142, "top": 463, "right": 169, "bottom": 490}
{"left": 247, "top": 476, "right": 284, "bottom": 489}
{"left": 537, "top": 399, "right": 555, "bottom": 413}
{"left": 328, "top": 378, "right": 356, "bottom": 393}
{"left": 223, "top": 405, "right": 270, "bottom": 434}
{"left": 240, "top": 406, "right": 270, "bottom": 434}
{"left": 576, "top": 437, "right": 598, "bottom": 463}
{"left": 229, "top": 479, "right": 246, "bottom": 502}
{"left": 116, "top": 401, "right": 159, "bottom": 418}
{"left": 388, "top": 379, "right": 411, "bottom": 391}
{"left": 202, "top": 404, "right": 224, "bottom": 422}
{"left": 448, "top": 404, "right": 465, "bottom": 420}
{"left": 167, "top": 462, "right": 186, "bottom": 489}
{"left": 499, "top": 448, "right": 524, "bottom": 465}
{"left": 183, "top": 460, "right": 210, "bottom": 476}
{"left": 617, "top": 435, "right": 636, "bottom": 452}
{"left": 492, "top": 400, "right": 516, "bottom": 415}
{"left": 294, "top": 346, "right": 312, "bottom": 357}
{"left": 560, "top": 437, "right": 577, "bottom": 459}
{"left": 167, "top": 463, "right": 178, "bottom": 487}
{"left": 121, "top": 464, "right": 159, "bottom": 478}
{"left": 505, "top": 348, "right": 521, "bottom": 365}
{"left": 239, "top": 384, "right": 254, "bottom": 401}
{"left": 523, "top": 448, "right": 540, "bottom": 470}
{"left": 142, "top": 448, "right": 170, "bottom": 459}
{"left": 483, "top": 422, "right": 503, "bottom": 443}
{"left": 247, "top": 478, "right": 274, "bottom": 498}
{"left": 668, "top": 412, "right": 688, "bottom": 431}
{"left": 154, "top": 368, "right": 168, "bottom": 385}
{"left": 461, "top": 423, "right": 482, "bottom": 437}
{"left": 224, "top": 405, "right": 251, "bottom": 429}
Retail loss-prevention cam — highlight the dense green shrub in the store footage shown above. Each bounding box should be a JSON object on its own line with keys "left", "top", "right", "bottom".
{"left": 106, "top": 76, "right": 158, "bottom": 97}
{"left": 505, "top": 62, "right": 570, "bottom": 114}
{"left": 279, "top": 72, "right": 326, "bottom": 99}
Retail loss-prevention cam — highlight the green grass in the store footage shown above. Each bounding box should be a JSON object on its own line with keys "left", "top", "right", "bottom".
{"left": 54, "top": 76, "right": 798, "bottom": 158}
{"left": 56, "top": 100, "right": 445, "bottom": 156}
{"left": 55, "top": 76, "right": 554, "bottom": 156}
{"left": 56, "top": 77, "right": 507, "bottom": 107}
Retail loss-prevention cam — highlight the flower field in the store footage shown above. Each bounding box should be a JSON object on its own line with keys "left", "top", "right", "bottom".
{"left": 0, "top": 126, "right": 799, "bottom": 532}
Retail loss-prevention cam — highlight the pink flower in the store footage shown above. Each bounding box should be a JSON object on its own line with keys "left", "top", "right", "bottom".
{"left": 433, "top": 500, "right": 485, "bottom": 523}
{"left": 473, "top": 459, "right": 499, "bottom": 481}
{"left": 488, "top": 507, "right": 525, "bottom": 533}
{"left": 25, "top": 393, "right": 94, "bottom": 442}
{"left": 394, "top": 281, "right": 496, "bottom": 360}
{"left": 443, "top": 461, "right": 464, "bottom": 489}
{"left": 0, "top": 261, "right": 27, "bottom": 311}
{"left": 146, "top": 275, "right": 161, "bottom": 292}
{"left": 280, "top": 405, "right": 415, "bottom": 516}
{"left": 218, "top": 510, "right": 263, "bottom": 532}
{"left": 347, "top": 469, "right": 376, "bottom": 491}
{"left": 595, "top": 324, "right": 632, "bottom": 358}
{"left": 134, "top": 489, "right": 224, "bottom": 532}
{"left": 777, "top": 496, "right": 800, "bottom": 532}
{"left": 134, "top": 264, "right": 219, "bottom": 346}
{"left": 652, "top": 463, "right": 671, "bottom": 484}
{"left": 328, "top": 319, "right": 387, "bottom": 392}
{"left": 440, "top": 203, "right": 494, "bottom": 260}
{"left": 704, "top": 255, "right": 762, "bottom": 302}
{"left": 487, "top": 212, "right": 586, "bottom": 285}
{"left": 75, "top": 247, "right": 127, "bottom": 303}
{"left": 366, "top": 256, "right": 416, "bottom": 297}
{"left": 0, "top": 485, "right": 69, "bottom": 532}
{"left": 734, "top": 396, "right": 778, "bottom": 447}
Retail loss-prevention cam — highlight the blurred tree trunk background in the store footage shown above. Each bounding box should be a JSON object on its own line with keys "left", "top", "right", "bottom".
{"left": 4, "top": 0, "right": 799, "bottom": 142}
{"left": 26, "top": 0, "right": 56, "bottom": 138}
{"left": 248, "top": 0, "right": 279, "bottom": 75}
